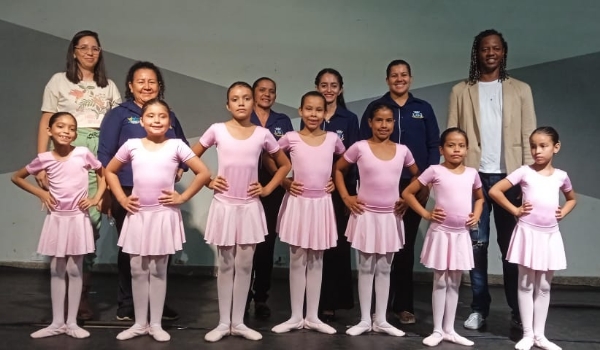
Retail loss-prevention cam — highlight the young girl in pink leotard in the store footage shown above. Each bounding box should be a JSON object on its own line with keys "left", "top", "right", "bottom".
{"left": 403, "top": 127, "right": 484, "bottom": 347}
{"left": 335, "top": 102, "right": 418, "bottom": 337}
{"left": 490, "top": 127, "right": 576, "bottom": 350}
{"left": 193, "top": 82, "right": 291, "bottom": 342}
{"left": 271, "top": 91, "right": 344, "bottom": 335}
{"left": 12, "top": 112, "right": 106, "bottom": 339}
{"left": 105, "top": 98, "right": 210, "bottom": 342}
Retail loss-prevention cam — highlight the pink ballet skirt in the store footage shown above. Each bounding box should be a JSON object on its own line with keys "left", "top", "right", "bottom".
{"left": 345, "top": 206, "right": 404, "bottom": 254}
{"left": 37, "top": 210, "right": 95, "bottom": 257}
{"left": 506, "top": 220, "right": 566, "bottom": 271}
{"left": 118, "top": 206, "right": 185, "bottom": 255}
{"left": 204, "top": 195, "right": 268, "bottom": 246}
{"left": 277, "top": 192, "right": 337, "bottom": 250}
{"left": 420, "top": 222, "right": 474, "bottom": 271}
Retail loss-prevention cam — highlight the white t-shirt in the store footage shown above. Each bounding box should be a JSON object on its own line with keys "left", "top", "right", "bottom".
{"left": 478, "top": 80, "right": 505, "bottom": 173}
{"left": 41, "top": 72, "right": 121, "bottom": 128}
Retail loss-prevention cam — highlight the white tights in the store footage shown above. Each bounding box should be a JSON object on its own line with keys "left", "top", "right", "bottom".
{"left": 130, "top": 255, "right": 169, "bottom": 328}
{"left": 287, "top": 246, "right": 324, "bottom": 323}
{"left": 356, "top": 252, "right": 394, "bottom": 324}
{"left": 431, "top": 270, "right": 462, "bottom": 335}
{"left": 216, "top": 244, "right": 256, "bottom": 327}
{"left": 518, "top": 265, "right": 554, "bottom": 339}
{"left": 50, "top": 255, "right": 83, "bottom": 327}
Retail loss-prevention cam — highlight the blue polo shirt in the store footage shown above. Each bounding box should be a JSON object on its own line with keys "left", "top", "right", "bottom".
{"left": 98, "top": 100, "right": 189, "bottom": 187}
{"left": 300, "top": 106, "right": 360, "bottom": 195}
{"left": 251, "top": 109, "right": 294, "bottom": 186}
{"left": 360, "top": 92, "right": 440, "bottom": 178}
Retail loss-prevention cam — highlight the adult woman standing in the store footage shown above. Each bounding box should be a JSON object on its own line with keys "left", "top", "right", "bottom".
{"left": 98, "top": 61, "right": 188, "bottom": 321}
{"left": 360, "top": 59, "right": 440, "bottom": 325}
{"left": 311, "top": 68, "right": 360, "bottom": 320}
{"left": 37, "top": 30, "right": 121, "bottom": 320}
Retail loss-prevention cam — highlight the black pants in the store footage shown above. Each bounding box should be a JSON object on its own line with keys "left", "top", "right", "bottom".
{"left": 390, "top": 179, "right": 424, "bottom": 314}
{"left": 113, "top": 187, "right": 172, "bottom": 312}
{"left": 248, "top": 187, "right": 285, "bottom": 304}
{"left": 319, "top": 190, "right": 354, "bottom": 311}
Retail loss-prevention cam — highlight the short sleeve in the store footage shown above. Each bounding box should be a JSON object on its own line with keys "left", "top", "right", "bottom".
{"left": 560, "top": 172, "right": 573, "bottom": 192}
{"left": 278, "top": 133, "right": 291, "bottom": 152}
{"left": 334, "top": 134, "right": 346, "bottom": 155}
{"left": 343, "top": 142, "right": 360, "bottom": 164}
{"left": 473, "top": 171, "right": 482, "bottom": 190}
{"left": 41, "top": 74, "right": 60, "bottom": 113}
{"left": 25, "top": 155, "right": 47, "bottom": 175}
{"left": 417, "top": 165, "right": 436, "bottom": 186}
{"left": 199, "top": 124, "right": 218, "bottom": 148}
{"left": 82, "top": 148, "right": 102, "bottom": 170}
{"left": 505, "top": 166, "right": 526, "bottom": 186}
{"left": 108, "top": 80, "right": 122, "bottom": 108}
{"left": 115, "top": 140, "right": 133, "bottom": 163}
{"left": 403, "top": 146, "right": 416, "bottom": 167}
{"left": 176, "top": 140, "right": 196, "bottom": 163}
{"left": 263, "top": 130, "right": 280, "bottom": 154}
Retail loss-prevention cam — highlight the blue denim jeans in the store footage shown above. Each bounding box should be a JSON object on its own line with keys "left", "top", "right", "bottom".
{"left": 469, "top": 173, "right": 521, "bottom": 319}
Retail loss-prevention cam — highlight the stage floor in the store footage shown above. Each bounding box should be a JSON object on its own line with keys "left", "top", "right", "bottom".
{"left": 1, "top": 266, "right": 599, "bottom": 349}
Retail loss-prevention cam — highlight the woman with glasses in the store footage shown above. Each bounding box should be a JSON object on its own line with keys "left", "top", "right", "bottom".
{"left": 36, "top": 30, "right": 121, "bottom": 320}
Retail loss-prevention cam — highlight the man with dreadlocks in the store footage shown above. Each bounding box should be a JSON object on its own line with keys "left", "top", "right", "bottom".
{"left": 447, "top": 29, "right": 536, "bottom": 332}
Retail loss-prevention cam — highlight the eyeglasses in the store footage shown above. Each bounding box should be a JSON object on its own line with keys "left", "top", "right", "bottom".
{"left": 74, "top": 46, "right": 102, "bottom": 54}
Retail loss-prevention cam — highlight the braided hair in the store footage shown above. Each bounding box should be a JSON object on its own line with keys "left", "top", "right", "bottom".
{"left": 468, "top": 29, "right": 509, "bottom": 85}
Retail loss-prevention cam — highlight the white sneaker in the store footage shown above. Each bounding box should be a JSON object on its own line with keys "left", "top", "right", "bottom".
{"left": 463, "top": 312, "right": 485, "bottom": 330}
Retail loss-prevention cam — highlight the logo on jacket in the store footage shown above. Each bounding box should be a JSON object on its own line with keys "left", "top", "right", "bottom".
{"left": 412, "top": 111, "right": 424, "bottom": 119}
{"left": 273, "top": 127, "right": 283, "bottom": 138}
{"left": 336, "top": 130, "right": 345, "bottom": 141}
{"left": 127, "top": 116, "right": 140, "bottom": 124}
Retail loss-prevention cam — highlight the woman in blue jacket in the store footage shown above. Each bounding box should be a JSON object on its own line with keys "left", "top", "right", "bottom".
{"left": 360, "top": 59, "right": 440, "bottom": 325}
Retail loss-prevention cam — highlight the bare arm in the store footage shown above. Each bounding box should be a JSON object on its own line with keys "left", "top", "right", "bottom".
{"left": 260, "top": 150, "right": 291, "bottom": 196}
{"left": 105, "top": 158, "right": 139, "bottom": 213}
{"left": 467, "top": 187, "right": 485, "bottom": 226}
{"left": 78, "top": 167, "right": 107, "bottom": 210}
{"left": 489, "top": 179, "right": 530, "bottom": 217}
{"left": 34, "top": 112, "right": 54, "bottom": 189}
{"left": 334, "top": 156, "right": 364, "bottom": 214}
{"left": 178, "top": 157, "right": 211, "bottom": 201}
{"left": 37, "top": 112, "right": 53, "bottom": 153}
{"left": 11, "top": 167, "right": 56, "bottom": 209}
{"left": 556, "top": 190, "right": 577, "bottom": 220}
{"left": 401, "top": 179, "right": 430, "bottom": 219}
{"left": 261, "top": 151, "right": 279, "bottom": 176}
{"left": 191, "top": 142, "right": 227, "bottom": 191}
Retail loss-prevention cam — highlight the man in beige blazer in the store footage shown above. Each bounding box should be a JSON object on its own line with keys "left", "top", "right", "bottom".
{"left": 447, "top": 29, "right": 536, "bottom": 331}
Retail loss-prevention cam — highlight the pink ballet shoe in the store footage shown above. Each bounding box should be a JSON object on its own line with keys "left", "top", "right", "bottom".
{"left": 204, "top": 324, "right": 231, "bottom": 342}
{"left": 423, "top": 331, "right": 444, "bottom": 347}
{"left": 303, "top": 319, "right": 336, "bottom": 334}
{"left": 443, "top": 332, "right": 474, "bottom": 346}
{"left": 515, "top": 337, "right": 534, "bottom": 350}
{"left": 372, "top": 321, "right": 405, "bottom": 337}
{"left": 271, "top": 319, "right": 304, "bottom": 333}
{"left": 231, "top": 324, "right": 262, "bottom": 341}
{"left": 346, "top": 321, "right": 371, "bottom": 336}
{"left": 65, "top": 323, "right": 90, "bottom": 339}
{"left": 149, "top": 325, "right": 170, "bottom": 342}
{"left": 116, "top": 324, "right": 149, "bottom": 340}
{"left": 30, "top": 324, "right": 67, "bottom": 338}
{"left": 534, "top": 336, "right": 562, "bottom": 350}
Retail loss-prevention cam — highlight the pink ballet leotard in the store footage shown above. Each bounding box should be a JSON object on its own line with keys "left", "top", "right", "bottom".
{"left": 26, "top": 147, "right": 101, "bottom": 256}
{"left": 277, "top": 131, "right": 345, "bottom": 249}
{"left": 200, "top": 123, "right": 280, "bottom": 246}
